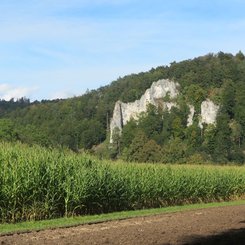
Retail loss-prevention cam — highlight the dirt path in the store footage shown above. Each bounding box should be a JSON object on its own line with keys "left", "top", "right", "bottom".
{"left": 1, "top": 205, "right": 245, "bottom": 245}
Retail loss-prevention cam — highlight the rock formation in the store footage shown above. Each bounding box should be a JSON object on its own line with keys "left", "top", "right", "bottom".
{"left": 199, "top": 99, "right": 220, "bottom": 128}
{"left": 110, "top": 79, "right": 179, "bottom": 143}
{"left": 187, "top": 105, "right": 195, "bottom": 126}
{"left": 110, "top": 79, "right": 219, "bottom": 143}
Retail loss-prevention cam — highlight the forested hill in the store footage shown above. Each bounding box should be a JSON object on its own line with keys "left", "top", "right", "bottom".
{"left": 0, "top": 51, "right": 245, "bottom": 163}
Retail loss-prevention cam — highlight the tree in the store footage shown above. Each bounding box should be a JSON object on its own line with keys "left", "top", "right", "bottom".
{"left": 234, "top": 81, "right": 245, "bottom": 141}
{"left": 162, "top": 137, "right": 188, "bottom": 163}
{"left": 79, "top": 119, "right": 105, "bottom": 149}
{"left": 137, "top": 104, "right": 163, "bottom": 139}
{"left": 159, "top": 110, "right": 172, "bottom": 145}
{"left": 202, "top": 124, "right": 217, "bottom": 155}
{"left": 213, "top": 113, "right": 232, "bottom": 162}
{"left": 0, "top": 119, "right": 18, "bottom": 141}
{"left": 0, "top": 51, "right": 243, "bottom": 164}
{"left": 122, "top": 131, "right": 148, "bottom": 162}
{"left": 230, "top": 120, "right": 242, "bottom": 148}
{"left": 185, "top": 123, "right": 202, "bottom": 151}
{"left": 183, "top": 84, "right": 207, "bottom": 111}
{"left": 221, "top": 80, "right": 235, "bottom": 118}
{"left": 235, "top": 51, "right": 245, "bottom": 61}
{"left": 140, "top": 140, "right": 162, "bottom": 163}
{"left": 120, "top": 119, "right": 137, "bottom": 150}
{"left": 171, "top": 116, "right": 184, "bottom": 139}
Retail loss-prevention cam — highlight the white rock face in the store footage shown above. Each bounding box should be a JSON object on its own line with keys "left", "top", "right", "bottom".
{"left": 109, "top": 79, "right": 220, "bottom": 143}
{"left": 187, "top": 105, "right": 195, "bottom": 126}
{"left": 199, "top": 99, "right": 219, "bottom": 128}
{"left": 110, "top": 79, "right": 179, "bottom": 143}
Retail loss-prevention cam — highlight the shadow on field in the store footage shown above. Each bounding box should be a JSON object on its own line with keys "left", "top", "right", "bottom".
{"left": 181, "top": 228, "right": 245, "bottom": 245}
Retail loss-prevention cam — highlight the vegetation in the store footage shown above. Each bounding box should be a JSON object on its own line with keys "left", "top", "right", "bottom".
{"left": 116, "top": 98, "right": 244, "bottom": 163}
{"left": 109, "top": 52, "right": 245, "bottom": 163}
{"left": 0, "top": 52, "right": 244, "bottom": 163}
{"left": 1, "top": 142, "right": 245, "bottom": 224}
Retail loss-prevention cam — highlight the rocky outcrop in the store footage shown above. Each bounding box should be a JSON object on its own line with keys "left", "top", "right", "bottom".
{"left": 110, "top": 79, "right": 179, "bottom": 143}
{"left": 187, "top": 100, "right": 219, "bottom": 128}
{"left": 110, "top": 79, "right": 220, "bottom": 143}
{"left": 199, "top": 99, "right": 219, "bottom": 128}
{"left": 187, "top": 105, "right": 195, "bottom": 126}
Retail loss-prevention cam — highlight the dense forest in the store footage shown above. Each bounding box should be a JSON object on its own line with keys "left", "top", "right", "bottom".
{"left": 0, "top": 51, "right": 244, "bottom": 163}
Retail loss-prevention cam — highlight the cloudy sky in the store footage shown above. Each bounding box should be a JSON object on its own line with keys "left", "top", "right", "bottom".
{"left": 0, "top": 0, "right": 244, "bottom": 101}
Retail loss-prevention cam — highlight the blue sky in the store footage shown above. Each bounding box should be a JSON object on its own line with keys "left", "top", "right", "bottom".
{"left": 0, "top": 0, "right": 244, "bottom": 101}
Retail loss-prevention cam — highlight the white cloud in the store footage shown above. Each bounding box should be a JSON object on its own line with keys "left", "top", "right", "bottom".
{"left": 50, "top": 90, "right": 75, "bottom": 100}
{"left": 0, "top": 83, "right": 38, "bottom": 101}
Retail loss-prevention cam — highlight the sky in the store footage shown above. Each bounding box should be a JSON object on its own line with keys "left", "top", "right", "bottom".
{"left": 0, "top": 0, "right": 245, "bottom": 101}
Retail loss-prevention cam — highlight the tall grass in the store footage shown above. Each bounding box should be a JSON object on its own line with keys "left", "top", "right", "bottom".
{"left": 0, "top": 142, "right": 245, "bottom": 223}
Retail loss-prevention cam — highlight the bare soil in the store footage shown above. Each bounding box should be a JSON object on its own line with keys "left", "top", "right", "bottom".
{"left": 1, "top": 205, "right": 245, "bottom": 245}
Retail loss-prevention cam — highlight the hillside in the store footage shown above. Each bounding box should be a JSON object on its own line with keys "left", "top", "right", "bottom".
{"left": 0, "top": 51, "right": 244, "bottom": 163}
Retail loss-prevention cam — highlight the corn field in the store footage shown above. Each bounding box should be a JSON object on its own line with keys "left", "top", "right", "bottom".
{"left": 0, "top": 142, "right": 245, "bottom": 223}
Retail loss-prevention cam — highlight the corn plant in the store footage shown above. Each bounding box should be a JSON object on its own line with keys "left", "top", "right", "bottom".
{"left": 0, "top": 142, "right": 245, "bottom": 223}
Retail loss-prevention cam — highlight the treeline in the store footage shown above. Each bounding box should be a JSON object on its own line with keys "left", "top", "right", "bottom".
{"left": 0, "top": 51, "right": 244, "bottom": 163}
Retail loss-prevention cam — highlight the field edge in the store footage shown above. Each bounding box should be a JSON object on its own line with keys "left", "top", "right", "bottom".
{"left": 1, "top": 199, "right": 245, "bottom": 236}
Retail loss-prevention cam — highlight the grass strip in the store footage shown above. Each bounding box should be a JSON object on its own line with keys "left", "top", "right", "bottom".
{"left": 1, "top": 199, "right": 245, "bottom": 235}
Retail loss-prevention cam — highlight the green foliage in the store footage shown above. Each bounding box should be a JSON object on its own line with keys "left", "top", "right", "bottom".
{"left": 123, "top": 136, "right": 162, "bottom": 163}
{"left": 183, "top": 84, "right": 207, "bottom": 110}
{"left": 0, "top": 119, "right": 18, "bottom": 141}
{"left": 140, "top": 140, "right": 163, "bottom": 163}
{"left": 0, "top": 98, "right": 30, "bottom": 117}
{"left": 230, "top": 120, "right": 242, "bottom": 147}
{"left": 122, "top": 131, "right": 148, "bottom": 162}
{"left": 120, "top": 103, "right": 199, "bottom": 163}
{"left": 185, "top": 123, "right": 202, "bottom": 150}
{"left": 162, "top": 137, "right": 188, "bottom": 163}
{"left": 79, "top": 119, "right": 105, "bottom": 149}
{"left": 235, "top": 81, "right": 245, "bottom": 133}
{"left": 137, "top": 104, "right": 163, "bottom": 139}
{"left": 236, "top": 50, "right": 245, "bottom": 61}
{"left": 0, "top": 52, "right": 243, "bottom": 164}
{"left": 117, "top": 52, "right": 245, "bottom": 164}
{"left": 120, "top": 119, "right": 137, "bottom": 149}
{"left": 213, "top": 112, "right": 232, "bottom": 162}
{"left": 202, "top": 124, "right": 217, "bottom": 154}
{"left": 221, "top": 80, "right": 236, "bottom": 118}
{"left": 1, "top": 142, "right": 245, "bottom": 224}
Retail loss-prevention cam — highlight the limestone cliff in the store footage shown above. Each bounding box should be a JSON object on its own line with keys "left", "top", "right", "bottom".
{"left": 187, "top": 100, "right": 219, "bottom": 128}
{"left": 110, "top": 79, "right": 179, "bottom": 143}
{"left": 199, "top": 99, "right": 219, "bottom": 128}
{"left": 187, "top": 105, "right": 195, "bottom": 126}
{"left": 110, "top": 79, "right": 219, "bottom": 143}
